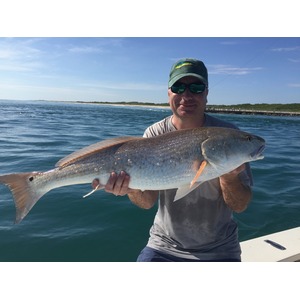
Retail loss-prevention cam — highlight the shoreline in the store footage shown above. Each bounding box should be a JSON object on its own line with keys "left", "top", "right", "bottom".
{"left": 2, "top": 99, "right": 299, "bottom": 116}
{"left": 75, "top": 101, "right": 300, "bottom": 117}
{"left": 205, "top": 107, "right": 300, "bottom": 117}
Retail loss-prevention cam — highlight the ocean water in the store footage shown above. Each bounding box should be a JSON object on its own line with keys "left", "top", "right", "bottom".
{"left": 0, "top": 100, "right": 299, "bottom": 262}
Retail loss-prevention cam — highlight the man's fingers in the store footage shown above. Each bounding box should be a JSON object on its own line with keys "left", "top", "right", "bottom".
{"left": 111, "top": 171, "right": 126, "bottom": 195}
{"left": 92, "top": 178, "right": 100, "bottom": 189}
{"left": 105, "top": 172, "right": 117, "bottom": 193}
{"left": 105, "top": 171, "right": 131, "bottom": 196}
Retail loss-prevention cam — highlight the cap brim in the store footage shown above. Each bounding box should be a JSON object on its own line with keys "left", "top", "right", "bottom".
{"left": 168, "top": 73, "right": 208, "bottom": 88}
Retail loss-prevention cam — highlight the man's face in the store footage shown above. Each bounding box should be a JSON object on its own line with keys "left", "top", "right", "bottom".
{"left": 168, "top": 76, "right": 208, "bottom": 119}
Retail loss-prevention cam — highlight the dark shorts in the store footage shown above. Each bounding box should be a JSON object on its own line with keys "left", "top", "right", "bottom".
{"left": 137, "top": 246, "right": 241, "bottom": 262}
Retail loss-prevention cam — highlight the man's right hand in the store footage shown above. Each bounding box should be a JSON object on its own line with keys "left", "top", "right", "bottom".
{"left": 105, "top": 171, "right": 132, "bottom": 196}
{"left": 92, "top": 171, "right": 158, "bottom": 209}
{"left": 91, "top": 171, "right": 132, "bottom": 196}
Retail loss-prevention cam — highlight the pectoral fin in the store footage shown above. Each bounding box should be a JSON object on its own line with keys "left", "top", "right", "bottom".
{"left": 190, "top": 160, "right": 207, "bottom": 188}
{"left": 174, "top": 182, "right": 202, "bottom": 201}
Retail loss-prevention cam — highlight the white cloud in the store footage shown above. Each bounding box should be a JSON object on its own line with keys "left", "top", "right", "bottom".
{"left": 288, "top": 83, "right": 300, "bottom": 87}
{"left": 288, "top": 58, "right": 300, "bottom": 63}
{"left": 0, "top": 49, "right": 19, "bottom": 59}
{"left": 68, "top": 46, "right": 105, "bottom": 54}
{"left": 219, "top": 40, "right": 251, "bottom": 46}
{"left": 271, "top": 46, "right": 300, "bottom": 52}
{"left": 80, "top": 81, "right": 166, "bottom": 91}
{"left": 0, "top": 38, "right": 44, "bottom": 72}
{"left": 67, "top": 38, "right": 125, "bottom": 54}
{"left": 0, "top": 61, "right": 44, "bottom": 72}
{"left": 209, "top": 64, "right": 263, "bottom": 75}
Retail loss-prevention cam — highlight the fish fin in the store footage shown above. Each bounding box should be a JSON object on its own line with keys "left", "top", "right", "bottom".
{"left": 0, "top": 172, "right": 47, "bottom": 224}
{"left": 190, "top": 160, "right": 207, "bottom": 188}
{"left": 56, "top": 136, "right": 142, "bottom": 168}
{"left": 174, "top": 182, "right": 202, "bottom": 201}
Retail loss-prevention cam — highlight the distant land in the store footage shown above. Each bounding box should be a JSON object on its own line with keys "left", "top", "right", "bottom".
{"left": 76, "top": 101, "right": 300, "bottom": 116}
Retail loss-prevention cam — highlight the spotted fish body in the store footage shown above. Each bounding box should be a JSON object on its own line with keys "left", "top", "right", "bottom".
{"left": 0, "top": 127, "right": 265, "bottom": 223}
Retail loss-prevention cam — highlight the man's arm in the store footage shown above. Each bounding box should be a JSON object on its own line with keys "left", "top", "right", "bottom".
{"left": 127, "top": 190, "right": 159, "bottom": 209}
{"left": 219, "top": 164, "right": 252, "bottom": 213}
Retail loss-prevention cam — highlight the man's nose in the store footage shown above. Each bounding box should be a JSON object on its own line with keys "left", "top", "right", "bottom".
{"left": 181, "top": 88, "right": 194, "bottom": 100}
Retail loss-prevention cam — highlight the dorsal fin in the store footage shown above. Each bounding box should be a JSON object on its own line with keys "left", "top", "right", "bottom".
{"left": 55, "top": 136, "right": 141, "bottom": 168}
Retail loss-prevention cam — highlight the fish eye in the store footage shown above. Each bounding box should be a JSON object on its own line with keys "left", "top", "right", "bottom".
{"left": 246, "top": 135, "right": 253, "bottom": 142}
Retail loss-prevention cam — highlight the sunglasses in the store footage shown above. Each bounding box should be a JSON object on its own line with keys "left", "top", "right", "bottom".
{"left": 170, "top": 82, "right": 206, "bottom": 94}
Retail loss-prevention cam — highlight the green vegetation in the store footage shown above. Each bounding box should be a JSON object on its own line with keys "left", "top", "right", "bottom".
{"left": 78, "top": 101, "right": 300, "bottom": 113}
{"left": 206, "top": 103, "right": 300, "bottom": 113}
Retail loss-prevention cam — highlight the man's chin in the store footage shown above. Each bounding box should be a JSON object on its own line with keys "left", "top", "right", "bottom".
{"left": 178, "top": 107, "right": 196, "bottom": 115}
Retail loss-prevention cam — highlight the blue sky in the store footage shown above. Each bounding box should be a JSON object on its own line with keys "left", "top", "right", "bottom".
{"left": 1, "top": 37, "right": 299, "bottom": 105}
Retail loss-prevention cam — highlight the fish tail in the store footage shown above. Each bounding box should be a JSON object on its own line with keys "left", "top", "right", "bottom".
{"left": 0, "top": 172, "right": 47, "bottom": 224}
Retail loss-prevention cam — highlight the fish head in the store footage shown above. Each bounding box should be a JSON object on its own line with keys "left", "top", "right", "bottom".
{"left": 201, "top": 128, "right": 265, "bottom": 173}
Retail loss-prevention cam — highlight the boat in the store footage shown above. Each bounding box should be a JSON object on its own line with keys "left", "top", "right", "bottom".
{"left": 240, "top": 226, "right": 300, "bottom": 262}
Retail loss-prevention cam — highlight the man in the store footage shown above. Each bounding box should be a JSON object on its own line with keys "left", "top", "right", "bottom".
{"left": 103, "top": 58, "right": 252, "bottom": 261}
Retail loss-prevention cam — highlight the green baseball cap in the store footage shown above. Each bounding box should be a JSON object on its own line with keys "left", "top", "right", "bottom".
{"left": 168, "top": 58, "right": 208, "bottom": 88}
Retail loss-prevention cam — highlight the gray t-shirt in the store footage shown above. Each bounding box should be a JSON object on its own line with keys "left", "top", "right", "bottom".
{"left": 143, "top": 114, "right": 252, "bottom": 260}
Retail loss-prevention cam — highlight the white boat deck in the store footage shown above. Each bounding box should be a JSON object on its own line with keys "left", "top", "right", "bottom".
{"left": 240, "top": 226, "right": 300, "bottom": 262}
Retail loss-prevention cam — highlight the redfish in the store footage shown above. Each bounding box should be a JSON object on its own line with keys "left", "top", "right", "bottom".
{"left": 0, "top": 127, "right": 265, "bottom": 223}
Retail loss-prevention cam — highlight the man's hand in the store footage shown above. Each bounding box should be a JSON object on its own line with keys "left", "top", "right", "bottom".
{"left": 92, "top": 171, "right": 158, "bottom": 209}
{"left": 92, "top": 171, "right": 132, "bottom": 196}
{"left": 105, "top": 171, "right": 132, "bottom": 196}
{"left": 219, "top": 164, "right": 252, "bottom": 213}
{"left": 220, "top": 164, "right": 246, "bottom": 182}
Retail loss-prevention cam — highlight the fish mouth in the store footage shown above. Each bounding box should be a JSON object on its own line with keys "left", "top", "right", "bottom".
{"left": 250, "top": 145, "right": 265, "bottom": 159}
